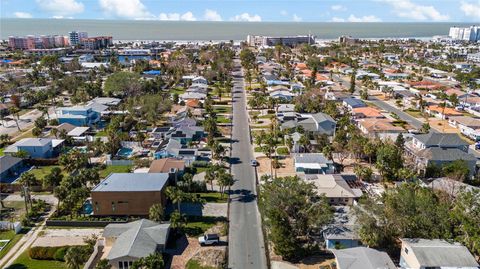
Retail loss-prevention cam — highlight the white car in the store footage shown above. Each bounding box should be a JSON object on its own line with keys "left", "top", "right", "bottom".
{"left": 250, "top": 160, "right": 259, "bottom": 166}
{"left": 198, "top": 233, "right": 220, "bottom": 246}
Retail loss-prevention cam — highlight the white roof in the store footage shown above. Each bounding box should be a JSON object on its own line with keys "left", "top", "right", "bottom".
{"left": 67, "top": 127, "right": 90, "bottom": 137}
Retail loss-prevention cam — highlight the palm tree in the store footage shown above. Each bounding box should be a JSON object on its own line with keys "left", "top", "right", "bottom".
{"left": 8, "top": 106, "right": 21, "bottom": 131}
{"left": 65, "top": 246, "right": 85, "bottom": 269}
{"left": 211, "top": 141, "right": 225, "bottom": 161}
{"left": 205, "top": 164, "right": 218, "bottom": 191}
{"left": 166, "top": 186, "right": 184, "bottom": 214}
{"left": 18, "top": 172, "right": 37, "bottom": 213}
{"left": 95, "top": 259, "right": 112, "bottom": 269}
{"left": 148, "top": 203, "right": 164, "bottom": 222}
{"left": 217, "top": 169, "right": 234, "bottom": 197}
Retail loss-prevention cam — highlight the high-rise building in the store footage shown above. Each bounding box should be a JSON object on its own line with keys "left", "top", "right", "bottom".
{"left": 246, "top": 35, "right": 315, "bottom": 47}
{"left": 80, "top": 36, "right": 113, "bottom": 50}
{"left": 69, "top": 31, "right": 88, "bottom": 46}
{"left": 8, "top": 35, "right": 70, "bottom": 50}
{"left": 448, "top": 26, "right": 479, "bottom": 41}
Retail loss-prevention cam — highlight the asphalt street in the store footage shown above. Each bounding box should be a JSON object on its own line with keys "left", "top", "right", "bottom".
{"left": 228, "top": 59, "right": 268, "bottom": 269}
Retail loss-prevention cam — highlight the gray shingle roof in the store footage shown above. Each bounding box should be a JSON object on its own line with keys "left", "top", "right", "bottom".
{"left": 343, "top": 97, "right": 366, "bottom": 108}
{"left": 402, "top": 238, "right": 479, "bottom": 267}
{"left": 294, "top": 153, "right": 332, "bottom": 164}
{"left": 414, "top": 132, "right": 469, "bottom": 147}
{"left": 0, "top": 155, "right": 23, "bottom": 174}
{"left": 332, "top": 247, "right": 396, "bottom": 269}
{"left": 311, "top": 112, "right": 335, "bottom": 123}
{"left": 417, "top": 147, "right": 476, "bottom": 161}
{"left": 105, "top": 219, "right": 170, "bottom": 260}
{"left": 92, "top": 173, "right": 168, "bottom": 192}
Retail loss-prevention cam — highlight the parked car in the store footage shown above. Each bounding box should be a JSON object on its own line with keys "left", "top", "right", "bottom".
{"left": 250, "top": 160, "right": 259, "bottom": 166}
{"left": 198, "top": 233, "right": 220, "bottom": 246}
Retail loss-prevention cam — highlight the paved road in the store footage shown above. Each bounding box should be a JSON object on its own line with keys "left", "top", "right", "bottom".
{"left": 228, "top": 59, "right": 268, "bottom": 269}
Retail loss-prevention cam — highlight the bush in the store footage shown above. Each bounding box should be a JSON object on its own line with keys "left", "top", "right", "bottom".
{"left": 53, "top": 247, "right": 69, "bottom": 261}
{"left": 29, "top": 246, "right": 62, "bottom": 260}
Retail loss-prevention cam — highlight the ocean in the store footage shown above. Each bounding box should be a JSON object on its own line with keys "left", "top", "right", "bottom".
{"left": 0, "top": 19, "right": 476, "bottom": 41}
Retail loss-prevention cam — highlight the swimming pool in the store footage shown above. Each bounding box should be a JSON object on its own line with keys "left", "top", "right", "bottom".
{"left": 117, "top": 147, "right": 133, "bottom": 157}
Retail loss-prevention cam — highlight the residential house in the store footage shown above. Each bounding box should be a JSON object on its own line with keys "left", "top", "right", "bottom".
{"left": 351, "top": 107, "right": 384, "bottom": 119}
{"left": 91, "top": 173, "right": 169, "bottom": 216}
{"left": 169, "top": 125, "right": 205, "bottom": 144}
{"left": 405, "top": 133, "right": 476, "bottom": 175}
{"left": 56, "top": 103, "right": 105, "bottom": 126}
{"left": 54, "top": 123, "right": 76, "bottom": 135}
{"left": 179, "top": 92, "right": 207, "bottom": 101}
{"left": 0, "top": 155, "right": 25, "bottom": 183}
{"left": 357, "top": 119, "right": 405, "bottom": 140}
{"left": 400, "top": 238, "right": 479, "bottom": 269}
{"left": 103, "top": 219, "right": 171, "bottom": 269}
{"left": 343, "top": 98, "right": 367, "bottom": 111}
{"left": 322, "top": 225, "right": 362, "bottom": 250}
{"left": 149, "top": 158, "right": 185, "bottom": 175}
{"left": 269, "top": 90, "right": 295, "bottom": 101}
{"left": 91, "top": 97, "right": 121, "bottom": 106}
{"left": 154, "top": 139, "right": 198, "bottom": 165}
{"left": 293, "top": 153, "right": 334, "bottom": 174}
{"left": 425, "top": 105, "right": 463, "bottom": 119}
{"left": 332, "top": 247, "right": 396, "bottom": 269}
{"left": 303, "top": 174, "right": 362, "bottom": 205}
{"left": 448, "top": 116, "right": 480, "bottom": 141}
{"left": 151, "top": 127, "right": 173, "bottom": 140}
{"left": 281, "top": 112, "right": 336, "bottom": 136}
{"left": 4, "top": 138, "right": 64, "bottom": 158}
{"left": 428, "top": 177, "right": 480, "bottom": 198}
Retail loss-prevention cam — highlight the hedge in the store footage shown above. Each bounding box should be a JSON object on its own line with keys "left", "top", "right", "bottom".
{"left": 29, "top": 246, "right": 84, "bottom": 261}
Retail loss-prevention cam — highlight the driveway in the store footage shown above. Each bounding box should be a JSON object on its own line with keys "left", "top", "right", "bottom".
{"left": 0, "top": 108, "right": 56, "bottom": 137}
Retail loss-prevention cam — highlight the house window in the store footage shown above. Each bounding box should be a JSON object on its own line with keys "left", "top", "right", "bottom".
{"left": 123, "top": 261, "right": 129, "bottom": 269}
{"left": 95, "top": 202, "right": 99, "bottom": 212}
{"left": 118, "top": 261, "right": 123, "bottom": 269}
{"left": 111, "top": 202, "right": 116, "bottom": 212}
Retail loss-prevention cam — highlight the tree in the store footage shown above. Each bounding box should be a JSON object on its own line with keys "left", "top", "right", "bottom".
{"left": 104, "top": 72, "right": 142, "bottom": 96}
{"left": 169, "top": 210, "right": 186, "bottom": 231}
{"left": 354, "top": 166, "right": 373, "bottom": 182}
{"left": 59, "top": 149, "right": 88, "bottom": 173}
{"left": 349, "top": 70, "right": 356, "bottom": 94}
{"left": 211, "top": 140, "right": 225, "bottom": 160}
{"left": 65, "top": 246, "right": 87, "bottom": 269}
{"left": 166, "top": 186, "right": 184, "bottom": 214}
{"left": 355, "top": 183, "right": 452, "bottom": 253}
{"left": 131, "top": 253, "right": 164, "bottom": 269}
{"left": 259, "top": 176, "right": 333, "bottom": 260}
{"left": 43, "top": 167, "right": 63, "bottom": 190}
{"left": 451, "top": 189, "right": 480, "bottom": 258}
{"left": 421, "top": 122, "right": 430, "bottom": 133}
{"left": 442, "top": 160, "right": 471, "bottom": 182}
{"left": 240, "top": 48, "right": 256, "bottom": 70}
{"left": 149, "top": 203, "right": 164, "bottom": 222}
{"left": 95, "top": 259, "right": 112, "bottom": 269}
{"left": 9, "top": 106, "right": 21, "bottom": 131}
{"left": 18, "top": 172, "right": 38, "bottom": 214}
{"left": 216, "top": 168, "right": 234, "bottom": 197}
{"left": 375, "top": 142, "right": 403, "bottom": 181}
{"left": 395, "top": 133, "right": 405, "bottom": 149}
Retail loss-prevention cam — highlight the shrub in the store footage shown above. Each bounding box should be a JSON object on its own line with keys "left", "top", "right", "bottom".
{"left": 53, "top": 247, "right": 69, "bottom": 261}
{"left": 29, "top": 246, "right": 61, "bottom": 260}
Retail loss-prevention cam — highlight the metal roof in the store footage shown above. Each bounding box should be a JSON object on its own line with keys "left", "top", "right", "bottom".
{"left": 92, "top": 173, "right": 168, "bottom": 192}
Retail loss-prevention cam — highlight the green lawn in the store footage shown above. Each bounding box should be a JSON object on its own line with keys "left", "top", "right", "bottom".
{"left": 186, "top": 260, "right": 216, "bottom": 269}
{"left": 98, "top": 165, "right": 132, "bottom": 178}
{"left": 0, "top": 147, "right": 4, "bottom": 156}
{"left": 170, "top": 87, "right": 186, "bottom": 95}
{"left": 0, "top": 230, "right": 26, "bottom": 260}
{"left": 28, "top": 166, "right": 66, "bottom": 179}
{"left": 216, "top": 116, "right": 232, "bottom": 124}
{"left": 195, "top": 192, "right": 227, "bottom": 203}
{"left": 184, "top": 216, "right": 227, "bottom": 237}
{"left": 6, "top": 248, "right": 67, "bottom": 269}
{"left": 212, "top": 106, "right": 232, "bottom": 114}
{"left": 404, "top": 109, "right": 423, "bottom": 118}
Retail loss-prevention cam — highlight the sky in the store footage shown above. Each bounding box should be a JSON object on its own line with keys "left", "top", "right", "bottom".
{"left": 1, "top": 0, "right": 479, "bottom": 22}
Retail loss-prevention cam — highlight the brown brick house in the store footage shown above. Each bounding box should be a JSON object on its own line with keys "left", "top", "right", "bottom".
{"left": 91, "top": 173, "right": 169, "bottom": 216}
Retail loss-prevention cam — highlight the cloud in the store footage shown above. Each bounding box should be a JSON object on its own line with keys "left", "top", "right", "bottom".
{"left": 14, "top": 12, "right": 32, "bottom": 18}
{"left": 460, "top": 1, "right": 480, "bottom": 19}
{"left": 204, "top": 9, "right": 222, "bottom": 21}
{"left": 292, "top": 14, "right": 302, "bottom": 22}
{"left": 379, "top": 0, "right": 449, "bottom": 21}
{"left": 331, "top": 5, "right": 346, "bottom": 11}
{"left": 99, "top": 0, "right": 152, "bottom": 19}
{"left": 231, "top": 13, "right": 262, "bottom": 22}
{"left": 36, "top": 0, "right": 84, "bottom": 16}
{"left": 159, "top": 11, "right": 196, "bottom": 21}
{"left": 280, "top": 10, "right": 288, "bottom": 16}
{"left": 331, "top": 14, "right": 381, "bottom": 22}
